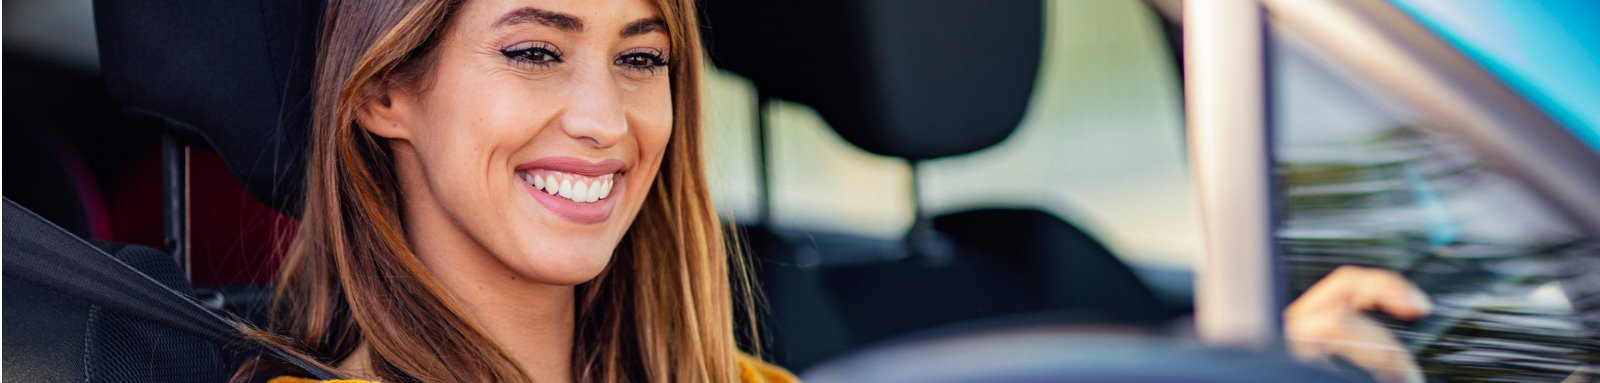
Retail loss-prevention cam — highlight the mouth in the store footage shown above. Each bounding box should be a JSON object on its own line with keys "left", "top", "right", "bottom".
{"left": 519, "top": 170, "right": 616, "bottom": 202}
{"left": 516, "top": 157, "right": 626, "bottom": 224}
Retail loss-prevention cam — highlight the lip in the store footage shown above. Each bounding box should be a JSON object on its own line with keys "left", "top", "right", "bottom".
{"left": 517, "top": 157, "right": 626, "bottom": 225}
{"left": 516, "top": 157, "right": 626, "bottom": 177}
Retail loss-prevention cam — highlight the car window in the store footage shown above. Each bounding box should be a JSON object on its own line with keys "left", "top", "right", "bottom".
{"left": 1270, "top": 28, "right": 1600, "bottom": 381}
{"left": 1391, "top": 0, "right": 1600, "bottom": 152}
{"left": 701, "top": 0, "right": 1199, "bottom": 268}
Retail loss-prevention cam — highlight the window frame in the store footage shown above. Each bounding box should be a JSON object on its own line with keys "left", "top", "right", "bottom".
{"left": 1184, "top": 0, "right": 1600, "bottom": 350}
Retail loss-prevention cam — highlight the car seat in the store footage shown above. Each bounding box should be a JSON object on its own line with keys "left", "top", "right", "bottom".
{"left": 3, "top": 0, "right": 322, "bottom": 381}
{"left": 3, "top": 240, "right": 228, "bottom": 382}
{"left": 700, "top": 0, "right": 1179, "bottom": 369}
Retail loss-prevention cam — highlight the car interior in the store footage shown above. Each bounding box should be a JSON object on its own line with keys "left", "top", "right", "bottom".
{"left": 26, "top": 0, "right": 1580, "bottom": 382}
{"left": 698, "top": 0, "right": 1183, "bottom": 369}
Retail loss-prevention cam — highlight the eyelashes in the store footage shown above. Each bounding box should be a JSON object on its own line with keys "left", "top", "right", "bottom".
{"left": 615, "top": 48, "right": 670, "bottom": 75}
{"left": 498, "top": 42, "right": 670, "bottom": 76}
{"left": 500, "top": 42, "right": 562, "bottom": 68}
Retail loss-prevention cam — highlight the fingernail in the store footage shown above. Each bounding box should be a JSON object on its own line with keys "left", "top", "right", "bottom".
{"left": 1410, "top": 289, "right": 1432, "bottom": 314}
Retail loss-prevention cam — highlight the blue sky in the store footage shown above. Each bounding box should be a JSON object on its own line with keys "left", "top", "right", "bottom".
{"left": 1392, "top": 0, "right": 1600, "bottom": 151}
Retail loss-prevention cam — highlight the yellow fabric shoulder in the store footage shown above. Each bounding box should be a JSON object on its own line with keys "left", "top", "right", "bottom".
{"left": 267, "top": 378, "right": 369, "bottom": 383}
{"left": 268, "top": 353, "right": 798, "bottom": 383}
{"left": 738, "top": 353, "right": 800, "bottom": 383}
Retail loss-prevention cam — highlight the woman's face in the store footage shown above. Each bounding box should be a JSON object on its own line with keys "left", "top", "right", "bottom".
{"left": 359, "top": 0, "right": 672, "bottom": 285}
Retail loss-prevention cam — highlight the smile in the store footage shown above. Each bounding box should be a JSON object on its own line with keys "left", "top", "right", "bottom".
{"left": 518, "top": 170, "right": 615, "bottom": 203}
{"left": 515, "top": 157, "right": 627, "bottom": 224}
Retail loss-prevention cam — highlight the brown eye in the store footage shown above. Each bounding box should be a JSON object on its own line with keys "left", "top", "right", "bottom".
{"left": 615, "top": 51, "right": 669, "bottom": 74}
{"left": 618, "top": 54, "right": 656, "bottom": 67}
{"left": 499, "top": 43, "right": 562, "bottom": 68}
{"left": 521, "top": 49, "right": 556, "bottom": 62}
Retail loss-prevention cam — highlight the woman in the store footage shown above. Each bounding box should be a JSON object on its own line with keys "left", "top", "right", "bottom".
{"left": 246, "top": 0, "right": 1434, "bottom": 381}
{"left": 248, "top": 0, "right": 788, "bottom": 381}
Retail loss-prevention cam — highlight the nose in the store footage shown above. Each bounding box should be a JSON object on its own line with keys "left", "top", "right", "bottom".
{"left": 557, "top": 66, "right": 628, "bottom": 149}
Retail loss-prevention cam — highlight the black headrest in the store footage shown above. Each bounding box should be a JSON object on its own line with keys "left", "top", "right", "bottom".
{"left": 94, "top": 0, "right": 323, "bottom": 214}
{"left": 703, "top": 0, "right": 1044, "bottom": 160}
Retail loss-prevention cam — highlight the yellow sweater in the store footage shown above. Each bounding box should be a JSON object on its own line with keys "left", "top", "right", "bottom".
{"left": 267, "top": 353, "right": 798, "bottom": 383}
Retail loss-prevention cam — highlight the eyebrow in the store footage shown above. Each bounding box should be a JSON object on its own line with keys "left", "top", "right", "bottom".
{"left": 620, "top": 18, "right": 667, "bottom": 38}
{"left": 493, "top": 7, "right": 583, "bottom": 31}
{"left": 493, "top": 7, "right": 667, "bottom": 38}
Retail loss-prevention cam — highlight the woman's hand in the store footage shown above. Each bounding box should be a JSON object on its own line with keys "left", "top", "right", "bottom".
{"left": 1285, "top": 265, "right": 1432, "bottom": 383}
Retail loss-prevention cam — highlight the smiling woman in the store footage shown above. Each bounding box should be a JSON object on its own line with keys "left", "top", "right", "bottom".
{"left": 237, "top": 0, "right": 790, "bottom": 382}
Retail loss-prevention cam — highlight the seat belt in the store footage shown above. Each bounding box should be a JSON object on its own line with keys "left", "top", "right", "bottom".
{"left": 2, "top": 198, "right": 340, "bottom": 380}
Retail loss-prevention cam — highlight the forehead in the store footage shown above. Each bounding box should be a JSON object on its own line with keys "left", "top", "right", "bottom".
{"left": 459, "top": 0, "right": 665, "bottom": 31}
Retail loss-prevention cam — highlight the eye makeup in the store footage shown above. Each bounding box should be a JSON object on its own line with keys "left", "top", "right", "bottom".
{"left": 491, "top": 34, "right": 670, "bottom": 79}
{"left": 614, "top": 47, "right": 669, "bottom": 76}
{"left": 499, "top": 41, "right": 563, "bottom": 69}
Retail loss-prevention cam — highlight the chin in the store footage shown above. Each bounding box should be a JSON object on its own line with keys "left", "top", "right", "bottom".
{"left": 506, "top": 244, "right": 617, "bottom": 286}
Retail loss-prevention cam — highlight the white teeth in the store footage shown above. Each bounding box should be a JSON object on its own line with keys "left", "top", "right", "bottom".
{"left": 558, "top": 178, "right": 574, "bottom": 199}
{"left": 573, "top": 181, "right": 591, "bottom": 203}
{"left": 518, "top": 171, "right": 618, "bottom": 203}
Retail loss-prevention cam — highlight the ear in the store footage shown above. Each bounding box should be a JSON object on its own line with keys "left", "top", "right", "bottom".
{"left": 354, "top": 80, "right": 420, "bottom": 140}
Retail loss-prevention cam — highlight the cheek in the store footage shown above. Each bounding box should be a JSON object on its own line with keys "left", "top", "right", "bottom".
{"left": 420, "top": 79, "right": 551, "bottom": 177}
{"left": 629, "top": 86, "right": 675, "bottom": 161}
{"left": 405, "top": 80, "right": 559, "bottom": 242}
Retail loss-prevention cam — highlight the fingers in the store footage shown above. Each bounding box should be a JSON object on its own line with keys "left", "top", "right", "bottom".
{"left": 1290, "top": 265, "right": 1432, "bottom": 320}
{"left": 1342, "top": 266, "right": 1432, "bottom": 320}
{"left": 1287, "top": 266, "right": 1361, "bottom": 318}
{"left": 1285, "top": 265, "right": 1432, "bottom": 383}
{"left": 1286, "top": 301, "right": 1344, "bottom": 361}
{"left": 1288, "top": 315, "right": 1424, "bottom": 383}
{"left": 1343, "top": 315, "right": 1422, "bottom": 383}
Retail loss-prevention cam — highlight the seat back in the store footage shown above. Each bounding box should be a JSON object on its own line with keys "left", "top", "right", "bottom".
{"left": 3, "top": 242, "right": 227, "bottom": 382}
{"left": 750, "top": 210, "right": 1173, "bottom": 369}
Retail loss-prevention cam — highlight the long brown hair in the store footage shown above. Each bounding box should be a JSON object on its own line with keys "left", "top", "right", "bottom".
{"left": 265, "top": 0, "right": 760, "bottom": 381}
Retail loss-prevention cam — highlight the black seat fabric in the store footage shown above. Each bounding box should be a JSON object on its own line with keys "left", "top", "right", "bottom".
{"left": 930, "top": 209, "right": 1169, "bottom": 321}
{"left": 750, "top": 210, "right": 1175, "bottom": 370}
{"left": 2, "top": 129, "right": 97, "bottom": 239}
{"left": 702, "top": 0, "right": 1042, "bottom": 160}
{"left": 94, "top": 0, "right": 323, "bottom": 215}
{"left": 2, "top": 242, "right": 227, "bottom": 383}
